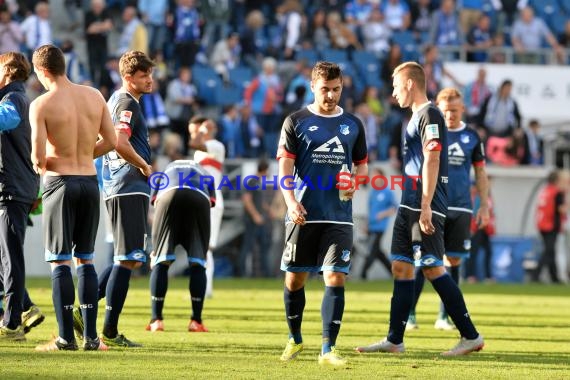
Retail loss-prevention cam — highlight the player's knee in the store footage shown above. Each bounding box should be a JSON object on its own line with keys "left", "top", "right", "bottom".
{"left": 285, "top": 272, "right": 308, "bottom": 291}
{"left": 447, "top": 257, "right": 461, "bottom": 267}
{"left": 323, "top": 271, "right": 345, "bottom": 286}
{"left": 422, "top": 265, "right": 446, "bottom": 280}
{"left": 391, "top": 261, "right": 414, "bottom": 279}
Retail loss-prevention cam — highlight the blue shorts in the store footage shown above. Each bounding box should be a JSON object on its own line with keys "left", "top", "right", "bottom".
{"left": 281, "top": 222, "right": 353, "bottom": 274}
{"left": 444, "top": 210, "right": 472, "bottom": 258}
{"left": 390, "top": 207, "right": 445, "bottom": 267}
{"left": 43, "top": 175, "right": 99, "bottom": 262}
{"left": 106, "top": 194, "right": 149, "bottom": 263}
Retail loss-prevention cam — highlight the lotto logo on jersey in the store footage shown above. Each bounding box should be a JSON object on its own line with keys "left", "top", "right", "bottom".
{"left": 119, "top": 110, "right": 133, "bottom": 124}
{"left": 425, "top": 124, "right": 440, "bottom": 139}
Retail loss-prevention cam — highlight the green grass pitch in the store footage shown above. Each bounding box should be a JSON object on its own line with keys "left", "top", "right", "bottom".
{"left": 1, "top": 277, "right": 569, "bottom": 379}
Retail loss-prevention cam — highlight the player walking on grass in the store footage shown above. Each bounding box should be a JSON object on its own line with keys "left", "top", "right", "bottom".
{"left": 30, "top": 45, "right": 116, "bottom": 351}
{"left": 277, "top": 61, "right": 368, "bottom": 367}
{"left": 74, "top": 50, "right": 155, "bottom": 348}
{"left": 355, "top": 62, "right": 484, "bottom": 356}
{"left": 407, "top": 87, "right": 489, "bottom": 331}
{"left": 145, "top": 160, "right": 215, "bottom": 333}
{"left": 0, "top": 52, "right": 44, "bottom": 342}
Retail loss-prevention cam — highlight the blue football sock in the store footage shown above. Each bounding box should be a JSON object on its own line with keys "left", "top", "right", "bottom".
{"left": 51, "top": 265, "right": 75, "bottom": 342}
{"left": 189, "top": 265, "right": 206, "bottom": 323}
{"left": 438, "top": 266, "right": 461, "bottom": 320}
{"left": 102, "top": 265, "right": 131, "bottom": 338}
{"left": 284, "top": 287, "right": 305, "bottom": 344}
{"left": 150, "top": 264, "right": 169, "bottom": 321}
{"left": 77, "top": 264, "right": 98, "bottom": 340}
{"left": 431, "top": 273, "right": 478, "bottom": 339}
{"left": 321, "top": 286, "right": 345, "bottom": 354}
{"left": 411, "top": 268, "right": 425, "bottom": 316}
{"left": 387, "top": 279, "right": 415, "bottom": 345}
{"left": 97, "top": 264, "right": 113, "bottom": 301}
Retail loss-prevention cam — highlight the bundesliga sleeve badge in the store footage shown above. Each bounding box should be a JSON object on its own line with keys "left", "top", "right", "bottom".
{"left": 119, "top": 110, "right": 133, "bottom": 124}
{"left": 425, "top": 124, "right": 440, "bottom": 140}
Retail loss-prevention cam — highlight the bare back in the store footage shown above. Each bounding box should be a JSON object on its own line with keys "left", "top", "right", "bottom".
{"left": 31, "top": 81, "right": 113, "bottom": 176}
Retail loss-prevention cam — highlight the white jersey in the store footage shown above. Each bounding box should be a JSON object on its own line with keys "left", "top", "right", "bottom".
{"left": 194, "top": 139, "right": 225, "bottom": 248}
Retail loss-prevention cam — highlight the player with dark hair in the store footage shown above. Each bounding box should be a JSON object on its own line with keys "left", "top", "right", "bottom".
{"left": 355, "top": 62, "right": 484, "bottom": 356}
{"left": 145, "top": 159, "right": 216, "bottom": 332}
{"left": 30, "top": 45, "right": 116, "bottom": 351}
{"left": 407, "top": 87, "right": 489, "bottom": 331}
{"left": 277, "top": 61, "right": 368, "bottom": 366}
{"left": 74, "top": 50, "right": 155, "bottom": 348}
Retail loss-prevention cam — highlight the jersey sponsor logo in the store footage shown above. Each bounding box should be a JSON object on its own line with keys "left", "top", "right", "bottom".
{"left": 449, "top": 142, "right": 466, "bottom": 166}
{"left": 314, "top": 136, "right": 345, "bottom": 153}
{"left": 341, "top": 249, "right": 351, "bottom": 262}
{"left": 426, "top": 124, "right": 440, "bottom": 139}
{"left": 119, "top": 110, "right": 132, "bottom": 124}
{"left": 339, "top": 124, "right": 350, "bottom": 135}
{"left": 448, "top": 142, "right": 465, "bottom": 156}
{"left": 308, "top": 125, "right": 319, "bottom": 132}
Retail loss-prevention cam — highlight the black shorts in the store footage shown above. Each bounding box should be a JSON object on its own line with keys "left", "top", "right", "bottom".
{"left": 105, "top": 194, "right": 149, "bottom": 262}
{"left": 391, "top": 207, "right": 445, "bottom": 267}
{"left": 444, "top": 210, "right": 472, "bottom": 258}
{"left": 43, "top": 175, "right": 99, "bottom": 262}
{"left": 151, "top": 189, "right": 210, "bottom": 267}
{"left": 280, "top": 223, "right": 353, "bottom": 274}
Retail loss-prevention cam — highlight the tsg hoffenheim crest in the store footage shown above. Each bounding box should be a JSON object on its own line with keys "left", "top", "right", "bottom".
{"left": 461, "top": 134, "right": 470, "bottom": 144}
{"left": 339, "top": 124, "right": 350, "bottom": 135}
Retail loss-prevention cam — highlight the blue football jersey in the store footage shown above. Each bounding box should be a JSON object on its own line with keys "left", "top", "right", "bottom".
{"left": 447, "top": 122, "right": 485, "bottom": 211}
{"left": 277, "top": 105, "right": 368, "bottom": 224}
{"left": 401, "top": 103, "right": 448, "bottom": 216}
{"left": 102, "top": 91, "right": 152, "bottom": 199}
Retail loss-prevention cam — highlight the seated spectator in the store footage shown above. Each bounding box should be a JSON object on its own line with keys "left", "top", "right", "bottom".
{"left": 339, "top": 73, "right": 357, "bottom": 113}
{"left": 429, "top": 0, "right": 464, "bottom": 52}
{"left": 463, "top": 67, "right": 492, "bottom": 124}
{"left": 20, "top": 1, "right": 52, "bottom": 58}
{"left": 519, "top": 119, "right": 544, "bottom": 165}
{"left": 422, "top": 45, "right": 463, "bottom": 90}
{"left": 511, "top": 6, "right": 563, "bottom": 64}
{"left": 200, "top": 0, "right": 231, "bottom": 54}
{"left": 0, "top": 5, "right": 22, "bottom": 55}
{"left": 361, "top": 6, "right": 392, "bottom": 57}
{"left": 240, "top": 10, "right": 265, "bottom": 72}
{"left": 344, "top": 0, "right": 374, "bottom": 36}
{"left": 284, "top": 59, "right": 313, "bottom": 107}
{"left": 243, "top": 57, "right": 283, "bottom": 157}
{"left": 275, "top": 0, "right": 304, "bottom": 61}
{"left": 116, "top": 5, "right": 148, "bottom": 55}
{"left": 303, "top": 9, "right": 331, "bottom": 51}
{"left": 479, "top": 79, "right": 521, "bottom": 138}
{"left": 381, "top": 0, "right": 411, "bottom": 31}
{"left": 238, "top": 103, "right": 262, "bottom": 158}
{"left": 410, "top": 0, "right": 435, "bottom": 40}
{"left": 381, "top": 43, "right": 403, "bottom": 96}
{"left": 558, "top": 19, "right": 570, "bottom": 48}
{"left": 209, "top": 32, "right": 241, "bottom": 83}
{"left": 165, "top": 67, "right": 198, "bottom": 154}
{"left": 478, "top": 79, "right": 523, "bottom": 165}
{"left": 458, "top": 0, "right": 484, "bottom": 35}
{"left": 355, "top": 102, "right": 378, "bottom": 161}
{"left": 219, "top": 104, "right": 245, "bottom": 159}
{"left": 326, "top": 11, "right": 362, "bottom": 51}
{"left": 467, "top": 14, "right": 494, "bottom": 62}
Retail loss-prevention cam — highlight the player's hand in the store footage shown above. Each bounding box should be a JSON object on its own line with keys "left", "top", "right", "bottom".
{"left": 344, "top": 177, "right": 357, "bottom": 200}
{"left": 287, "top": 201, "right": 307, "bottom": 225}
{"left": 419, "top": 205, "right": 435, "bottom": 235}
{"left": 140, "top": 164, "right": 153, "bottom": 178}
{"left": 476, "top": 206, "right": 490, "bottom": 229}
